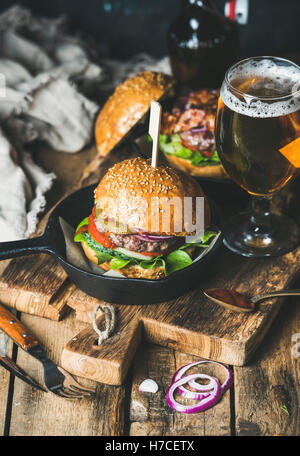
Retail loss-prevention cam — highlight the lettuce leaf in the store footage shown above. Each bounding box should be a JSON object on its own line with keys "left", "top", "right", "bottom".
{"left": 165, "top": 249, "right": 193, "bottom": 275}
{"left": 74, "top": 217, "right": 89, "bottom": 242}
{"left": 74, "top": 226, "right": 218, "bottom": 277}
{"left": 95, "top": 251, "right": 114, "bottom": 265}
{"left": 74, "top": 232, "right": 86, "bottom": 242}
{"left": 75, "top": 217, "right": 89, "bottom": 232}
{"left": 158, "top": 134, "right": 220, "bottom": 167}
{"left": 110, "top": 257, "right": 131, "bottom": 269}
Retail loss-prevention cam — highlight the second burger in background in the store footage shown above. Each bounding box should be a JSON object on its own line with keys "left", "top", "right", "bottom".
{"left": 158, "top": 89, "right": 227, "bottom": 179}
{"left": 94, "top": 71, "right": 226, "bottom": 180}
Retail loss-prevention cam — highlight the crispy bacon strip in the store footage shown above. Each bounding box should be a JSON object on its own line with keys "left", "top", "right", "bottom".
{"left": 161, "top": 89, "right": 219, "bottom": 135}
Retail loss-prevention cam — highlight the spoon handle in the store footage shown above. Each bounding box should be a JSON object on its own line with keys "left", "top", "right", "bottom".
{"left": 254, "top": 289, "right": 300, "bottom": 304}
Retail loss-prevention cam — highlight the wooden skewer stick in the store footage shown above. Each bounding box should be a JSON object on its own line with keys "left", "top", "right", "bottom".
{"left": 149, "top": 101, "right": 162, "bottom": 168}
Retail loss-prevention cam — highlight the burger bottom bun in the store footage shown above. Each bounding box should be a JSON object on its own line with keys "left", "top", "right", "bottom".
{"left": 164, "top": 154, "right": 228, "bottom": 180}
{"left": 81, "top": 241, "right": 196, "bottom": 280}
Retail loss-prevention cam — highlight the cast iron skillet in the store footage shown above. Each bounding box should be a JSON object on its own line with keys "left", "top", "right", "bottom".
{"left": 0, "top": 185, "right": 223, "bottom": 305}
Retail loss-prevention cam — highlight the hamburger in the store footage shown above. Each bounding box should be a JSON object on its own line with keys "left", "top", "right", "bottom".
{"left": 157, "top": 89, "right": 227, "bottom": 179}
{"left": 94, "top": 72, "right": 227, "bottom": 180}
{"left": 74, "top": 157, "right": 217, "bottom": 279}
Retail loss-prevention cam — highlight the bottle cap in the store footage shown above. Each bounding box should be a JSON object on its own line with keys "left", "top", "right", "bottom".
{"left": 224, "top": 0, "right": 249, "bottom": 25}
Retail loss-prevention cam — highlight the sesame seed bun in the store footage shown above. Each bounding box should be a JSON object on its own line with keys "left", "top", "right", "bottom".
{"left": 81, "top": 240, "right": 196, "bottom": 279}
{"left": 164, "top": 154, "right": 228, "bottom": 180}
{"left": 95, "top": 71, "right": 175, "bottom": 157}
{"left": 94, "top": 157, "right": 211, "bottom": 236}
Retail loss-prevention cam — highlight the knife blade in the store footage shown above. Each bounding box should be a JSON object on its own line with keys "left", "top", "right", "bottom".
{"left": 0, "top": 303, "right": 65, "bottom": 391}
{"left": 0, "top": 307, "right": 47, "bottom": 392}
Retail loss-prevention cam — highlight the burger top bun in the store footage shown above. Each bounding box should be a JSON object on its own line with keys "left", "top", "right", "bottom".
{"left": 94, "top": 157, "right": 211, "bottom": 236}
{"left": 95, "top": 71, "right": 175, "bottom": 157}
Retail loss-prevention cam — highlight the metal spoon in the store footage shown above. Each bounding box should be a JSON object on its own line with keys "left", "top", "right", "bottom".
{"left": 203, "top": 288, "right": 300, "bottom": 313}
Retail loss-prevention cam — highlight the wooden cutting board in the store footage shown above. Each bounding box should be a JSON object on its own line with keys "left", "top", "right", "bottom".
{"left": 60, "top": 242, "right": 300, "bottom": 384}
{"left": 0, "top": 141, "right": 300, "bottom": 385}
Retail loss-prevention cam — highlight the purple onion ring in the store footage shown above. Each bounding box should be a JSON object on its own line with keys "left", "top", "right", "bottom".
{"left": 166, "top": 373, "right": 222, "bottom": 414}
{"left": 133, "top": 233, "right": 175, "bottom": 242}
{"left": 172, "top": 360, "right": 233, "bottom": 400}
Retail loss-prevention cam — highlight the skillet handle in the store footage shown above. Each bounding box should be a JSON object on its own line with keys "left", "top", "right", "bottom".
{"left": 0, "top": 235, "right": 56, "bottom": 261}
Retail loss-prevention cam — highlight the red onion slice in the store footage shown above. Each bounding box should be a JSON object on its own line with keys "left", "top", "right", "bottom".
{"left": 95, "top": 216, "right": 174, "bottom": 241}
{"left": 172, "top": 360, "right": 233, "bottom": 400}
{"left": 166, "top": 373, "right": 222, "bottom": 414}
{"left": 134, "top": 233, "right": 175, "bottom": 242}
{"left": 189, "top": 126, "right": 208, "bottom": 134}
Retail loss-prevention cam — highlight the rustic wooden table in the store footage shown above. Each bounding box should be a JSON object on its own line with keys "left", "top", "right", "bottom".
{"left": 0, "top": 140, "right": 299, "bottom": 437}
{"left": 1, "top": 49, "right": 300, "bottom": 435}
{"left": 0, "top": 299, "right": 299, "bottom": 436}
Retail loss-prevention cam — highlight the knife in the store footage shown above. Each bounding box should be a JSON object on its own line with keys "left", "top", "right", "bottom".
{"left": 0, "top": 302, "right": 94, "bottom": 398}
{"left": 0, "top": 310, "right": 47, "bottom": 392}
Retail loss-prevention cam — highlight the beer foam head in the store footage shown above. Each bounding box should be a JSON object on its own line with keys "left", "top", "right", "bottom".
{"left": 221, "top": 58, "right": 300, "bottom": 118}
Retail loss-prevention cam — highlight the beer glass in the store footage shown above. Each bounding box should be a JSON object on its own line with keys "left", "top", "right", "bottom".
{"left": 215, "top": 56, "right": 300, "bottom": 257}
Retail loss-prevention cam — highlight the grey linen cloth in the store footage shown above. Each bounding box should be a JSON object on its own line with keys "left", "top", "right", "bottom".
{"left": 0, "top": 5, "right": 103, "bottom": 241}
{"left": 0, "top": 6, "right": 171, "bottom": 243}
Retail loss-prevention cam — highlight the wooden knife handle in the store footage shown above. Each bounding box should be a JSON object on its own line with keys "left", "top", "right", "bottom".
{"left": 0, "top": 304, "right": 39, "bottom": 351}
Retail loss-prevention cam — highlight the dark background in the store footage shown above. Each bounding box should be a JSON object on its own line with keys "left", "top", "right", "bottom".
{"left": 0, "top": 0, "right": 299, "bottom": 59}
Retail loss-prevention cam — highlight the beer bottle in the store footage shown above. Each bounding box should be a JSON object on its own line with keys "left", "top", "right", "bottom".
{"left": 168, "top": 0, "right": 239, "bottom": 89}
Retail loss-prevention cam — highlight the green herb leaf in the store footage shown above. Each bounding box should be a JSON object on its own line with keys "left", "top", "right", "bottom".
{"left": 75, "top": 217, "right": 89, "bottom": 233}
{"left": 95, "top": 251, "right": 113, "bottom": 265}
{"left": 191, "top": 150, "right": 204, "bottom": 165}
{"left": 165, "top": 249, "right": 193, "bottom": 276}
{"left": 74, "top": 232, "right": 86, "bottom": 242}
{"left": 139, "top": 256, "right": 163, "bottom": 270}
{"left": 79, "top": 230, "right": 217, "bottom": 277}
{"left": 201, "top": 230, "right": 218, "bottom": 243}
{"left": 110, "top": 257, "right": 132, "bottom": 269}
{"left": 157, "top": 134, "right": 221, "bottom": 167}
{"left": 158, "top": 134, "right": 167, "bottom": 144}
{"left": 179, "top": 230, "right": 218, "bottom": 250}
{"left": 281, "top": 405, "right": 290, "bottom": 416}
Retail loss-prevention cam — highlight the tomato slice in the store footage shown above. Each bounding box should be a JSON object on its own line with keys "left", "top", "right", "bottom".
{"left": 199, "top": 149, "right": 214, "bottom": 157}
{"left": 138, "top": 251, "right": 162, "bottom": 257}
{"left": 181, "top": 138, "right": 198, "bottom": 152}
{"left": 88, "top": 206, "right": 162, "bottom": 256}
{"left": 88, "top": 207, "right": 117, "bottom": 249}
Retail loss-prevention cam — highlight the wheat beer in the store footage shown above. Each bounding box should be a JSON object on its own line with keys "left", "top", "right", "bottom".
{"left": 216, "top": 58, "right": 300, "bottom": 196}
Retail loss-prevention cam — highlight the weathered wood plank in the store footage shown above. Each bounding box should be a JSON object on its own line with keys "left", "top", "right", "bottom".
{"left": 129, "top": 344, "right": 231, "bottom": 436}
{"left": 62, "top": 305, "right": 143, "bottom": 385}
{"left": 62, "top": 242, "right": 300, "bottom": 388}
{"left": 0, "top": 255, "right": 69, "bottom": 320}
{"left": 0, "top": 334, "right": 12, "bottom": 436}
{"left": 234, "top": 298, "right": 300, "bottom": 436}
{"left": 0, "top": 368, "right": 10, "bottom": 435}
{"left": 0, "top": 261, "right": 13, "bottom": 436}
{"left": 67, "top": 288, "right": 101, "bottom": 323}
{"left": 8, "top": 310, "right": 127, "bottom": 436}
